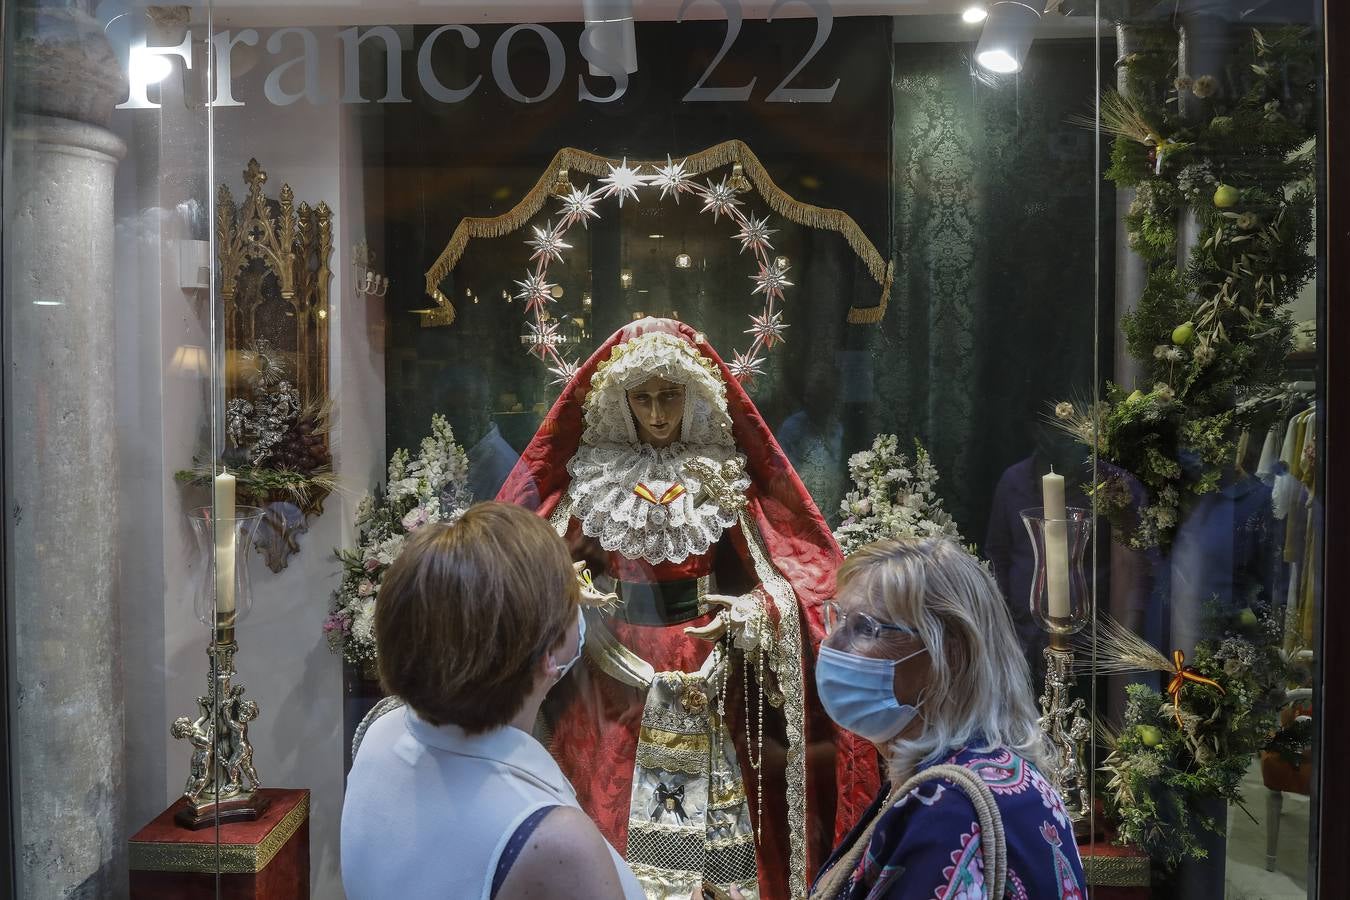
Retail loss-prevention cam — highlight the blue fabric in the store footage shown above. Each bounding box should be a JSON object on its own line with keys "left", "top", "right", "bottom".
{"left": 812, "top": 744, "right": 1088, "bottom": 899}
{"left": 490, "top": 805, "right": 559, "bottom": 899}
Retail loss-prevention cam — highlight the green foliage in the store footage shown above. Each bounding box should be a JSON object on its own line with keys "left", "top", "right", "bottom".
{"left": 1107, "top": 135, "right": 1153, "bottom": 186}
{"left": 175, "top": 463, "right": 338, "bottom": 509}
{"left": 1066, "top": 26, "right": 1318, "bottom": 549}
{"left": 1101, "top": 609, "right": 1288, "bottom": 867}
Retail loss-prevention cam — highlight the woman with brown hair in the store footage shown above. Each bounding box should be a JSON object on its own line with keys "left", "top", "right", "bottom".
{"left": 340, "top": 501, "right": 645, "bottom": 900}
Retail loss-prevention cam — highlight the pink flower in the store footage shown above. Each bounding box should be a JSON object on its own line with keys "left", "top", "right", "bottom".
{"left": 322, "top": 612, "right": 349, "bottom": 635}
{"left": 357, "top": 580, "right": 374, "bottom": 597}
{"left": 363, "top": 558, "right": 380, "bottom": 573}
{"left": 401, "top": 504, "right": 431, "bottom": 531}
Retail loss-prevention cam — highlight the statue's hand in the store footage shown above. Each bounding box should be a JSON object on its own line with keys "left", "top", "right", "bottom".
{"left": 686, "top": 592, "right": 775, "bottom": 648}
{"left": 573, "top": 560, "right": 620, "bottom": 609}
{"left": 684, "top": 594, "right": 735, "bottom": 642}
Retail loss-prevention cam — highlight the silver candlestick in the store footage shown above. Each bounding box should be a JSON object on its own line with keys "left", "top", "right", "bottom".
{"left": 175, "top": 506, "right": 267, "bottom": 829}
{"left": 1021, "top": 506, "right": 1093, "bottom": 826}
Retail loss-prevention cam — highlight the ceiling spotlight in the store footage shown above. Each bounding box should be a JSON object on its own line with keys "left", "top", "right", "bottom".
{"left": 675, "top": 252, "right": 693, "bottom": 269}
{"left": 975, "top": 1, "right": 1040, "bottom": 74}
{"left": 582, "top": 0, "right": 638, "bottom": 77}
{"left": 962, "top": 5, "right": 989, "bottom": 23}
{"left": 648, "top": 233, "right": 664, "bottom": 240}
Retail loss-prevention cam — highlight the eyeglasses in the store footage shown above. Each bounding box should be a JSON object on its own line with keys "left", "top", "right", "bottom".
{"left": 823, "top": 600, "right": 918, "bottom": 642}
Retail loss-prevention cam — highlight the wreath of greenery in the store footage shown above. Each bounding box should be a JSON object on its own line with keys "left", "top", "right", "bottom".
{"left": 1056, "top": 27, "right": 1317, "bottom": 548}
{"left": 1094, "top": 606, "right": 1288, "bottom": 868}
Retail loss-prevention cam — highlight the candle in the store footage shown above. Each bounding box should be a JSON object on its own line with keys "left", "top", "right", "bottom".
{"left": 1041, "top": 468, "right": 1070, "bottom": 620}
{"left": 214, "top": 470, "right": 237, "bottom": 619}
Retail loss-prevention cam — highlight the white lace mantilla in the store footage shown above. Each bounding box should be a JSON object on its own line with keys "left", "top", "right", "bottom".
{"left": 582, "top": 332, "right": 734, "bottom": 448}
{"left": 568, "top": 443, "right": 750, "bottom": 565}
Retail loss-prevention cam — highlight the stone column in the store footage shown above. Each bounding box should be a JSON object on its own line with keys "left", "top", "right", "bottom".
{"left": 1107, "top": 26, "right": 1166, "bottom": 727}
{"left": 1175, "top": 2, "right": 1233, "bottom": 278}
{"left": 1111, "top": 23, "right": 1149, "bottom": 396}
{"left": 7, "top": 4, "right": 128, "bottom": 896}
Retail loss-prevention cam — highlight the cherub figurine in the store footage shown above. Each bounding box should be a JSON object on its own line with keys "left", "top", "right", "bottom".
{"left": 225, "top": 697, "right": 262, "bottom": 792}
{"left": 171, "top": 715, "right": 214, "bottom": 803}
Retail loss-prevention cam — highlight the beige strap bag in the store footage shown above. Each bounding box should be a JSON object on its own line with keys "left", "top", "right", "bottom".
{"left": 808, "top": 764, "right": 1007, "bottom": 900}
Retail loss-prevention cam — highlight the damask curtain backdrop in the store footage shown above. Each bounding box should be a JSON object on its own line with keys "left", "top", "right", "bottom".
{"left": 872, "top": 38, "right": 1109, "bottom": 540}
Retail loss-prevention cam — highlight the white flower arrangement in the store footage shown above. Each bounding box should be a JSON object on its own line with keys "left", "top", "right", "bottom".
{"left": 325, "top": 414, "right": 471, "bottom": 667}
{"left": 833, "top": 434, "right": 965, "bottom": 556}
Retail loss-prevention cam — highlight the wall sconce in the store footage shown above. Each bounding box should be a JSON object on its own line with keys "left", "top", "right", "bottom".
{"left": 352, "top": 240, "right": 389, "bottom": 299}
{"left": 178, "top": 239, "right": 211, "bottom": 291}
{"left": 975, "top": 1, "right": 1041, "bottom": 74}
{"left": 674, "top": 251, "right": 693, "bottom": 269}
{"left": 169, "top": 344, "right": 209, "bottom": 377}
{"left": 620, "top": 269, "right": 633, "bottom": 288}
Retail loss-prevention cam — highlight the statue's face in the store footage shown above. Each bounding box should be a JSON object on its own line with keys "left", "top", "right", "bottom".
{"left": 626, "top": 376, "right": 686, "bottom": 448}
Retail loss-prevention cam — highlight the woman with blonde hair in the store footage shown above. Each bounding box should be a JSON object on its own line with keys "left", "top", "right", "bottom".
{"left": 802, "top": 536, "right": 1088, "bottom": 899}
{"left": 340, "top": 501, "right": 645, "bottom": 900}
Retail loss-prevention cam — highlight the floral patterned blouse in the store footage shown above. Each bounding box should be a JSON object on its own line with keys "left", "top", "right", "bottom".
{"left": 812, "top": 743, "right": 1088, "bottom": 899}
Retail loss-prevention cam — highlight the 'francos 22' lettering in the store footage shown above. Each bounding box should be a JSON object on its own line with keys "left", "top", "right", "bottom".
{"left": 116, "top": 0, "right": 840, "bottom": 110}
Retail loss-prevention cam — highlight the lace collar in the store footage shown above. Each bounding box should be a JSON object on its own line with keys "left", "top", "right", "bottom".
{"left": 567, "top": 442, "right": 749, "bottom": 565}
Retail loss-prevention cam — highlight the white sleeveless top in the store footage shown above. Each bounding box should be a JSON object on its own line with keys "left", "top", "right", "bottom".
{"left": 341, "top": 707, "right": 645, "bottom": 900}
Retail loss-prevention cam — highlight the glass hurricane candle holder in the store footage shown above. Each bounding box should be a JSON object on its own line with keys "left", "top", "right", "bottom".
{"left": 187, "top": 505, "right": 264, "bottom": 628}
{"left": 1019, "top": 506, "right": 1092, "bottom": 639}
{"left": 1019, "top": 505, "right": 1093, "bottom": 827}
{"left": 176, "top": 505, "right": 267, "bottom": 828}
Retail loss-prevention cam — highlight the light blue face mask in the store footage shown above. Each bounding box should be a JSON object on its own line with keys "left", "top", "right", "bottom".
{"left": 555, "top": 606, "right": 587, "bottom": 678}
{"left": 815, "top": 644, "right": 928, "bottom": 743}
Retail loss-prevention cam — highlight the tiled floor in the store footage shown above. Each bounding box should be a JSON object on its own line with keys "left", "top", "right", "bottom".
{"left": 1224, "top": 760, "right": 1310, "bottom": 900}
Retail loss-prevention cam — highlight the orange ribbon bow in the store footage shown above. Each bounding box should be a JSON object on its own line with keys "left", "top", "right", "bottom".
{"left": 633, "top": 482, "right": 687, "bottom": 505}
{"left": 1166, "top": 649, "right": 1225, "bottom": 728}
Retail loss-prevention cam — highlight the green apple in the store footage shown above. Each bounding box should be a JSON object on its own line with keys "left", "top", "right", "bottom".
{"left": 1138, "top": 725, "right": 1164, "bottom": 748}
{"left": 1172, "top": 322, "right": 1195, "bottom": 346}
{"left": 1213, "top": 184, "right": 1239, "bottom": 208}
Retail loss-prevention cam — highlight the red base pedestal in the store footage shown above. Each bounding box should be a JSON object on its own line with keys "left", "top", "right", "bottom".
{"left": 129, "top": 788, "right": 309, "bottom": 900}
{"left": 1079, "top": 839, "right": 1151, "bottom": 899}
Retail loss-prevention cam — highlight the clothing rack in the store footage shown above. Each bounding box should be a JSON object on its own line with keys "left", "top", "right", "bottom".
{"left": 1235, "top": 382, "right": 1316, "bottom": 415}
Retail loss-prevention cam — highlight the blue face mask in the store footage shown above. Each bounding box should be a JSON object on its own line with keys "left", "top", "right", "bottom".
{"left": 815, "top": 644, "right": 927, "bottom": 743}
{"left": 555, "top": 607, "right": 587, "bottom": 678}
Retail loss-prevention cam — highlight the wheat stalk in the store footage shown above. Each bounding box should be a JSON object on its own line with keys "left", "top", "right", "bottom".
{"left": 1071, "top": 614, "right": 1173, "bottom": 676}
{"left": 1068, "top": 91, "right": 1163, "bottom": 146}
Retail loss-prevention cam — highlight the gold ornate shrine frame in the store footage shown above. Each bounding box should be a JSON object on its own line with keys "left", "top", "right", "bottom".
{"left": 421, "top": 139, "right": 893, "bottom": 327}
{"left": 215, "top": 158, "right": 335, "bottom": 571}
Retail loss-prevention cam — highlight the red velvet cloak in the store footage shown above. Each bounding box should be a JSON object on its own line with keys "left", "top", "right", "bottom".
{"left": 497, "top": 318, "right": 879, "bottom": 894}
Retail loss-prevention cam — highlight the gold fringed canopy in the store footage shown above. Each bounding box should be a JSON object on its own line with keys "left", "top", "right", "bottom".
{"left": 421, "top": 139, "right": 893, "bottom": 327}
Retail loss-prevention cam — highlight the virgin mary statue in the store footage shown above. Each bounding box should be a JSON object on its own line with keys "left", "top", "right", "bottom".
{"left": 497, "top": 318, "right": 878, "bottom": 900}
